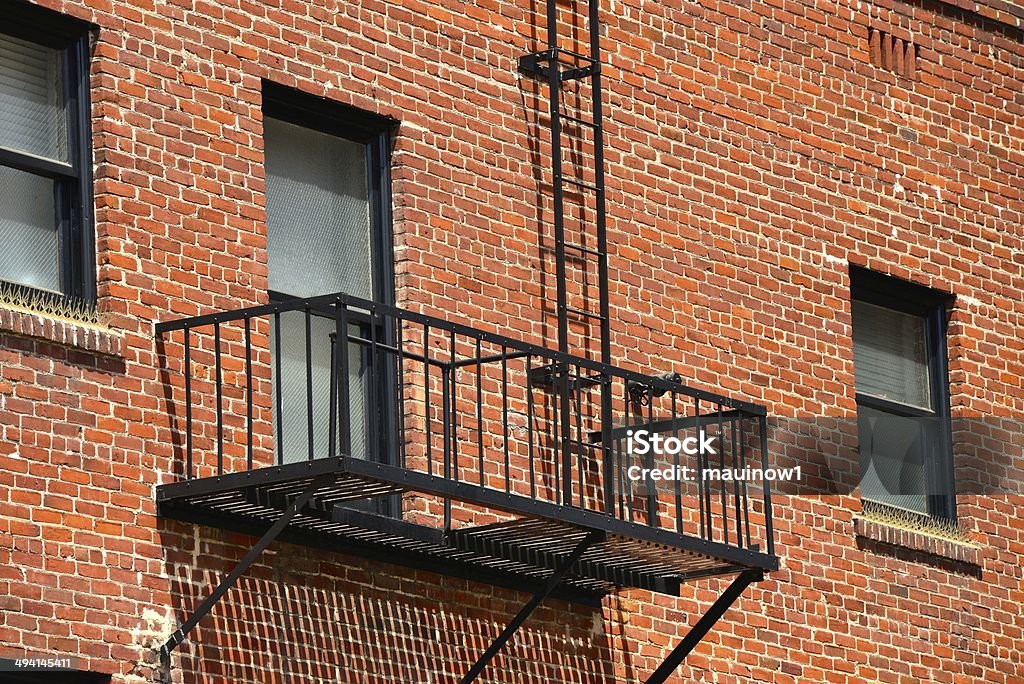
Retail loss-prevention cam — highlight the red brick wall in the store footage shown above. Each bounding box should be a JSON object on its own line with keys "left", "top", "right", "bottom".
{"left": 1, "top": 0, "right": 1022, "bottom": 682}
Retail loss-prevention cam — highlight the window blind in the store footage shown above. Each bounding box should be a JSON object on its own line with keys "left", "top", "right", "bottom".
{"left": 0, "top": 32, "right": 67, "bottom": 162}
{"left": 852, "top": 300, "right": 932, "bottom": 410}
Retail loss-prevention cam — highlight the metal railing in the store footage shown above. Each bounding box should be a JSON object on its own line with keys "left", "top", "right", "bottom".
{"left": 156, "top": 293, "right": 774, "bottom": 556}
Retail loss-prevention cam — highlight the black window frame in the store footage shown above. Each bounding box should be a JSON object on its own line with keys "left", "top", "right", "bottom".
{"left": 262, "top": 81, "right": 397, "bottom": 308}
{"left": 0, "top": 2, "right": 96, "bottom": 303}
{"left": 261, "top": 81, "right": 399, "bottom": 490}
{"left": 850, "top": 266, "right": 957, "bottom": 521}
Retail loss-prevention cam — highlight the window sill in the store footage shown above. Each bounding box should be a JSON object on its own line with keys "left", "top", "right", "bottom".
{"left": 854, "top": 514, "right": 980, "bottom": 566}
{"left": 0, "top": 303, "right": 123, "bottom": 357}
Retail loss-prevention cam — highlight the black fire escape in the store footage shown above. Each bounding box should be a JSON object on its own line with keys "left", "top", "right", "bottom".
{"left": 153, "top": 0, "right": 777, "bottom": 681}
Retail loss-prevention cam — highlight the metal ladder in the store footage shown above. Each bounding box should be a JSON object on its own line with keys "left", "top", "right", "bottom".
{"left": 519, "top": 0, "right": 614, "bottom": 512}
{"left": 519, "top": 0, "right": 610, "bottom": 368}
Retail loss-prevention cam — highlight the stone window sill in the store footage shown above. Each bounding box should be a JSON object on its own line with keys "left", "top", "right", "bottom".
{"left": 854, "top": 515, "right": 980, "bottom": 566}
{"left": 0, "top": 303, "right": 123, "bottom": 357}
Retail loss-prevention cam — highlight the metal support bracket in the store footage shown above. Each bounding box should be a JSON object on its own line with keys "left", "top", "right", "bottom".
{"left": 528, "top": 363, "right": 602, "bottom": 392}
{"left": 459, "top": 530, "right": 605, "bottom": 684}
{"left": 158, "top": 474, "right": 330, "bottom": 661}
{"left": 644, "top": 569, "right": 763, "bottom": 684}
{"left": 518, "top": 49, "right": 597, "bottom": 82}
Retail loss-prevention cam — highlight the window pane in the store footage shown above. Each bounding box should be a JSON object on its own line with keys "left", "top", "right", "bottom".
{"left": 858, "top": 405, "right": 934, "bottom": 515}
{"left": 0, "top": 33, "right": 67, "bottom": 162}
{"left": 264, "top": 117, "right": 372, "bottom": 300}
{"left": 0, "top": 166, "right": 59, "bottom": 292}
{"left": 270, "top": 312, "right": 367, "bottom": 463}
{"left": 852, "top": 300, "right": 931, "bottom": 409}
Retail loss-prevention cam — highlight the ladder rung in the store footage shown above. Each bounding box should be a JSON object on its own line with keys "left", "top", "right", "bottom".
{"left": 565, "top": 242, "right": 604, "bottom": 257}
{"left": 559, "top": 112, "right": 598, "bottom": 128}
{"left": 552, "top": 47, "right": 597, "bottom": 65}
{"left": 565, "top": 306, "right": 606, "bottom": 321}
{"left": 562, "top": 177, "right": 600, "bottom": 192}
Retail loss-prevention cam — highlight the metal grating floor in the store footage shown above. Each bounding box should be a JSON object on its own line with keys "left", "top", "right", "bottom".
{"left": 157, "top": 457, "right": 776, "bottom": 601}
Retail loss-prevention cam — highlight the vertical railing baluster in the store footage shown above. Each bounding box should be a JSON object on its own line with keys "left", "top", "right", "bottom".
{"left": 305, "top": 306, "right": 314, "bottom": 462}
{"left": 214, "top": 320, "right": 223, "bottom": 476}
{"left": 559, "top": 362, "right": 572, "bottom": 507}
{"left": 477, "top": 338, "right": 484, "bottom": 487}
{"left": 718, "top": 403, "right": 728, "bottom": 546}
{"left": 645, "top": 384, "right": 656, "bottom": 527}
{"left": 274, "top": 310, "right": 284, "bottom": 465}
{"left": 526, "top": 354, "right": 535, "bottom": 500}
{"left": 184, "top": 327, "right": 193, "bottom": 479}
{"left": 672, "top": 391, "right": 682, "bottom": 534}
{"left": 731, "top": 413, "right": 742, "bottom": 548}
{"left": 616, "top": 434, "right": 624, "bottom": 519}
{"left": 423, "top": 324, "right": 432, "bottom": 477}
{"left": 449, "top": 329, "right": 457, "bottom": 483}
{"left": 600, "top": 372, "right": 614, "bottom": 516}
{"left": 442, "top": 332, "right": 452, "bottom": 531}
{"left": 623, "top": 381, "right": 631, "bottom": 523}
{"left": 760, "top": 415, "right": 774, "bottom": 556}
{"left": 245, "top": 317, "right": 252, "bottom": 472}
{"left": 337, "top": 299, "right": 351, "bottom": 457}
{"left": 328, "top": 325, "right": 337, "bottom": 460}
{"left": 501, "top": 347, "right": 509, "bottom": 495}
{"left": 740, "top": 416, "right": 751, "bottom": 548}
{"left": 574, "top": 365, "right": 584, "bottom": 510}
{"left": 397, "top": 318, "right": 407, "bottom": 467}
{"left": 368, "top": 305, "right": 380, "bottom": 463}
{"left": 695, "top": 397, "right": 705, "bottom": 539}
{"left": 552, "top": 366, "right": 560, "bottom": 504}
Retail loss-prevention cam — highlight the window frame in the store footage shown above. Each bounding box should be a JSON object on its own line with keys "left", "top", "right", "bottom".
{"left": 850, "top": 266, "right": 956, "bottom": 521}
{"left": 262, "top": 80, "right": 396, "bottom": 310}
{"left": 0, "top": 3, "right": 95, "bottom": 302}
{"left": 261, "top": 82, "right": 400, "bottom": 493}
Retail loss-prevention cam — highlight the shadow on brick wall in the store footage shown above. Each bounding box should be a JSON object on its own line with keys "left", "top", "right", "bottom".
{"left": 159, "top": 520, "right": 620, "bottom": 683}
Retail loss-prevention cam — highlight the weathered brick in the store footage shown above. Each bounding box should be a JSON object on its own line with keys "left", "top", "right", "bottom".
{"left": 0, "top": 0, "right": 1022, "bottom": 681}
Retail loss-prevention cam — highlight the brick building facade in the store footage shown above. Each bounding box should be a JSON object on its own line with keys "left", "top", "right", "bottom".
{"left": 1, "top": 0, "right": 1022, "bottom": 681}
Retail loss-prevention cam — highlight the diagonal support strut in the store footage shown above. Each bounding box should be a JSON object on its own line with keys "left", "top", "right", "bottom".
{"left": 459, "top": 530, "right": 605, "bottom": 684}
{"left": 644, "top": 568, "right": 763, "bottom": 684}
{"left": 159, "top": 474, "right": 331, "bottom": 661}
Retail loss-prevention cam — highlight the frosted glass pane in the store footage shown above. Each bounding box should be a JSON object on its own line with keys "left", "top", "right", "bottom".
{"left": 852, "top": 300, "right": 931, "bottom": 409}
{"left": 270, "top": 312, "right": 367, "bottom": 463}
{"left": 0, "top": 166, "right": 58, "bottom": 291}
{"left": 0, "top": 33, "right": 67, "bottom": 162}
{"left": 859, "top": 405, "right": 930, "bottom": 514}
{"left": 264, "top": 117, "right": 372, "bottom": 299}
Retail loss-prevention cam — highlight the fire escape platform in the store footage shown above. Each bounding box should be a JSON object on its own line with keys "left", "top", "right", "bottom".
{"left": 157, "top": 455, "right": 777, "bottom": 602}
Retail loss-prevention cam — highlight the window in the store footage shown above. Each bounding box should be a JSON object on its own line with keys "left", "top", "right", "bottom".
{"left": 262, "top": 82, "right": 395, "bottom": 468}
{"left": 851, "top": 267, "right": 955, "bottom": 520}
{"left": 0, "top": 4, "right": 94, "bottom": 301}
